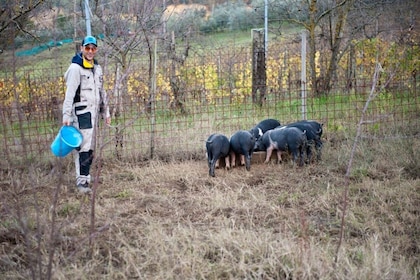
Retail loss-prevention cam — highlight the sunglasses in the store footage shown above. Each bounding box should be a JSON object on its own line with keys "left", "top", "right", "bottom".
{"left": 84, "top": 46, "right": 97, "bottom": 52}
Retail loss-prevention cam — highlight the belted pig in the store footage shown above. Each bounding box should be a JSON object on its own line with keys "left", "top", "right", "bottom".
{"left": 206, "top": 133, "right": 231, "bottom": 177}
{"left": 250, "top": 118, "right": 281, "bottom": 143}
{"left": 229, "top": 130, "right": 256, "bottom": 171}
{"left": 284, "top": 120, "right": 323, "bottom": 162}
{"left": 255, "top": 126, "right": 307, "bottom": 166}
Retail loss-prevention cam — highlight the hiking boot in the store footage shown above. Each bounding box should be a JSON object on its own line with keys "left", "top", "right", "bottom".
{"left": 77, "top": 183, "right": 92, "bottom": 194}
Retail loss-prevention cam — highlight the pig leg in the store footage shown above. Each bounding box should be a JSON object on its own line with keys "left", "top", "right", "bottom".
{"left": 264, "top": 146, "right": 274, "bottom": 163}
{"left": 245, "top": 154, "right": 251, "bottom": 171}
{"left": 291, "top": 150, "right": 299, "bottom": 166}
{"left": 276, "top": 150, "right": 282, "bottom": 164}
{"left": 206, "top": 152, "right": 212, "bottom": 168}
{"left": 240, "top": 155, "right": 246, "bottom": 166}
{"left": 299, "top": 147, "right": 305, "bottom": 166}
{"left": 209, "top": 159, "right": 216, "bottom": 177}
{"left": 230, "top": 151, "right": 236, "bottom": 168}
{"left": 224, "top": 156, "right": 231, "bottom": 170}
{"left": 306, "top": 143, "right": 313, "bottom": 163}
{"left": 215, "top": 158, "right": 220, "bottom": 169}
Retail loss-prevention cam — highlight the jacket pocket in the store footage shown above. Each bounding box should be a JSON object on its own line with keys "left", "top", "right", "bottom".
{"left": 77, "top": 112, "right": 92, "bottom": 129}
{"left": 75, "top": 105, "right": 87, "bottom": 111}
{"left": 80, "top": 74, "right": 93, "bottom": 90}
{"left": 75, "top": 106, "right": 92, "bottom": 130}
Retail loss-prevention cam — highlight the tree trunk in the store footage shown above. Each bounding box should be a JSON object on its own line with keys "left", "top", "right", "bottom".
{"left": 323, "top": 0, "right": 353, "bottom": 94}
{"left": 169, "top": 31, "right": 187, "bottom": 114}
{"left": 252, "top": 29, "right": 266, "bottom": 106}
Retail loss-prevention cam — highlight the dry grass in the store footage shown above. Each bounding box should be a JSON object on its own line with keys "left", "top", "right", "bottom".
{"left": 0, "top": 133, "right": 419, "bottom": 279}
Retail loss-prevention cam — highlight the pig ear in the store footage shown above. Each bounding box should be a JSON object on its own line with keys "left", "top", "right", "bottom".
{"left": 302, "top": 129, "right": 307, "bottom": 135}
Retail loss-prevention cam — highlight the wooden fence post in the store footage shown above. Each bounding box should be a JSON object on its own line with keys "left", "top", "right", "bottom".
{"left": 252, "top": 29, "right": 266, "bottom": 106}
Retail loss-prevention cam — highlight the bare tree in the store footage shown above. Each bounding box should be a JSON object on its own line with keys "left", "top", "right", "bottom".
{"left": 89, "top": 0, "right": 162, "bottom": 156}
{"left": 0, "top": 0, "right": 49, "bottom": 53}
{"left": 275, "top": 0, "right": 355, "bottom": 95}
{"left": 92, "top": 0, "right": 162, "bottom": 114}
{"left": 269, "top": 0, "right": 417, "bottom": 95}
{"left": 166, "top": 30, "right": 190, "bottom": 114}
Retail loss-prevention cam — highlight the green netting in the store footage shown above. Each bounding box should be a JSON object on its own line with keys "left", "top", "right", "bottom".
{"left": 15, "top": 35, "right": 107, "bottom": 57}
{"left": 16, "top": 38, "right": 74, "bottom": 57}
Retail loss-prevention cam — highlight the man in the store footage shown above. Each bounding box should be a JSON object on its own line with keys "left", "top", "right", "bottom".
{"left": 62, "top": 35, "right": 111, "bottom": 194}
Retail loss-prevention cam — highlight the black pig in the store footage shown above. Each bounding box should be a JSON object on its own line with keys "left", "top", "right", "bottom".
{"left": 206, "top": 133, "right": 231, "bottom": 177}
{"left": 255, "top": 126, "right": 307, "bottom": 166}
{"left": 229, "top": 130, "right": 256, "bottom": 171}
{"left": 285, "top": 120, "right": 323, "bottom": 162}
{"left": 250, "top": 118, "right": 281, "bottom": 144}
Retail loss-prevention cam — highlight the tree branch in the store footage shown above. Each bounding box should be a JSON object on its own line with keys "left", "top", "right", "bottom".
{"left": 0, "top": 0, "right": 46, "bottom": 34}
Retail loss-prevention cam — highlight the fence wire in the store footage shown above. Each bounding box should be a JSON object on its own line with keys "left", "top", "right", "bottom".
{"left": 0, "top": 33, "right": 418, "bottom": 168}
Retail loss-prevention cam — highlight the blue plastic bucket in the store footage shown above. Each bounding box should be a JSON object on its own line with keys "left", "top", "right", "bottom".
{"left": 51, "top": 126, "right": 83, "bottom": 157}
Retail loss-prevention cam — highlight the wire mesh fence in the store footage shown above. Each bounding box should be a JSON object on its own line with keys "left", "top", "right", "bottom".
{"left": 0, "top": 32, "right": 418, "bottom": 168}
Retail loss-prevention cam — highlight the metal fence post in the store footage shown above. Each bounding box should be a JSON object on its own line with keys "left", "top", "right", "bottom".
{"left": 150, "top": 39, "right": 157, "bottom": 159}
{"left": 301, "top": 30, "right": 307, "bottom": 120}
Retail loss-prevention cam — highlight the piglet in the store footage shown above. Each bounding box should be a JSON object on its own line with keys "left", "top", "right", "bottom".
{"left": 206, "top": 133, "right": 231, "bottom": 177}
{"left": 250, "top": 118, "right": 281, "bottom": 145}
{"left": 229, "top": 130, "right": 256, "bottom": 171}
{"left": 255, "top": 126, "right": 307, "bottom": 166}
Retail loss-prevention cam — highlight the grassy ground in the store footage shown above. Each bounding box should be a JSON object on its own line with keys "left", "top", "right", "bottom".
{"left": 0, "top": 132, "right": 418, "bottom": 279}
{"left": 0, "top": 24, "right": 418, "bottom": 280}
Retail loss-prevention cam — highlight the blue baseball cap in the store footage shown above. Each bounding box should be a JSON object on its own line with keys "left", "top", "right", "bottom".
{"left": 82, "top": 36, "right": 97, "bottom": 46}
